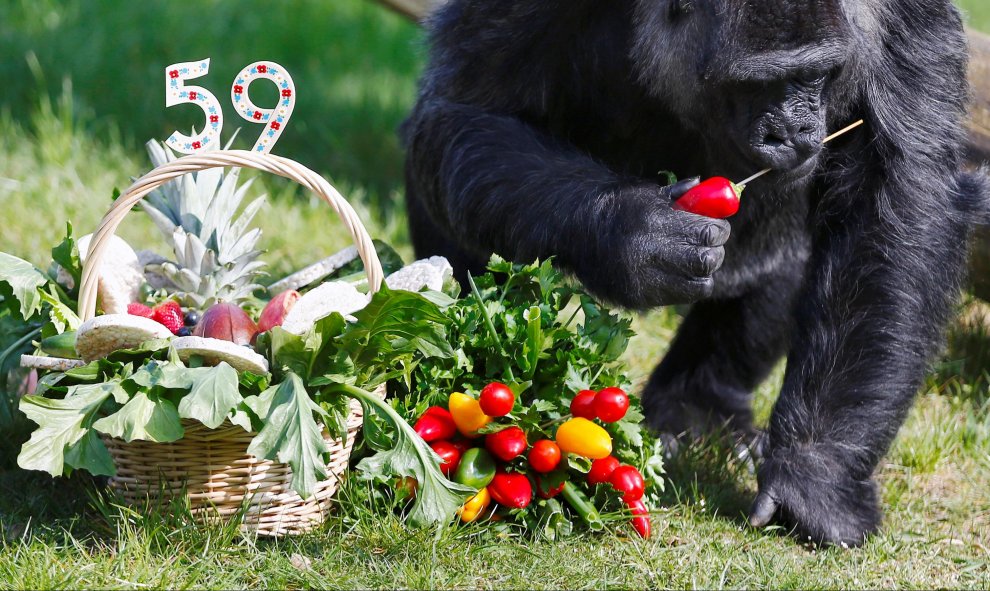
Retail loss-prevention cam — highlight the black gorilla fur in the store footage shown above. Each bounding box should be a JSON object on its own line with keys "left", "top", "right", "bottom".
{"left": 401, "top": 0, "right": 990, "bottom": 546}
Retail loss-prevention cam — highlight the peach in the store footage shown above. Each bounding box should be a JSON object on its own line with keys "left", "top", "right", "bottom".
{"left": 257, "top": 289, "right": 300, "bottom": 333}
{"left": 193, "top": 302, "right": 258, "bottom": 345}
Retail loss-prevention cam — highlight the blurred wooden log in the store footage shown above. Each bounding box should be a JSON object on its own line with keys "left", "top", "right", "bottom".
{"left": 373, "top": 0, "right": 438, "bottom": 20}
{"left": 967, "top": 30, "right": 990, "bottom": 301}
{"left": 373, "top": 0, "right": 990, "bottom": 300}
{"left": 968, "top": 29, "right": 990, "bottom": 166}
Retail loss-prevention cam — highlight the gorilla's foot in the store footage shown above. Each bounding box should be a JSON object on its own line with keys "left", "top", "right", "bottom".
{"left": 749, "top": 445, "right": 882, "bottom": 547}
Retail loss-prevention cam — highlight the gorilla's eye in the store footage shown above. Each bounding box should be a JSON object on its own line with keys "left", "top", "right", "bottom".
{"left": 669, "top": 0, "right": 695, "bottom": 19}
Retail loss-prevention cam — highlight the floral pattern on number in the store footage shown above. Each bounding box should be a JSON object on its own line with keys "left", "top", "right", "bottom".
{"left": 230, "top": 60, "right": 296, "bottom": 154}
{"left": 164, "top": 58, "right": 223, "bottom": 154}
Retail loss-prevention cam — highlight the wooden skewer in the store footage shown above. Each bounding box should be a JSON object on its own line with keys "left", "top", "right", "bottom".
{"left": 737, "top": 119, "right": 865, "bottom": 187}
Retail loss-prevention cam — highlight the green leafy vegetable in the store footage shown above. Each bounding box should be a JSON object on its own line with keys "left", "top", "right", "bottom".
{"left": 0, "top": 252, "right": 48, "bottom": 320}
{"left": 176, "top": 363, "right": 243, "bottom": 429}
{"left": 50, "top": 222, "right": 82, "bottom": 291}
{"left": 18, "top": 382, "right": 120, "bottom": 476}
{"left": 246, "top": 372, "right": 329, "bottom": 499}
{"left": 93, "top": 390, "right": 184, "bottom": 443}
{"left": 341, "top": 287, "right": 455, "bottom": 370}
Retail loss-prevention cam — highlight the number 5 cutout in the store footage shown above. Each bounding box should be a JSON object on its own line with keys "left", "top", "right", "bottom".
{"left": 164, "top": 58, "right": 224, "bottom": 153}
{"left": 231, "top": 61, "right": 296, "bottom": 154}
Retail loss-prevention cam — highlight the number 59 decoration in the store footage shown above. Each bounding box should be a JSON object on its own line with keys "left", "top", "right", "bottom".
{"left": 164, "top": 58, "right": 296, "bottom": 155}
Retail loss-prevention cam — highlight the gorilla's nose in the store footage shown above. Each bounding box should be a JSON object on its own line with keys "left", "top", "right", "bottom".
{"left": 750, "top": 120, "right": 823, "bottom": 171}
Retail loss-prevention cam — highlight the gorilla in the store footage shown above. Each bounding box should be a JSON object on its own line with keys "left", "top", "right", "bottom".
{"left": 401, "top": 0, "right": 990, "bottom": 545}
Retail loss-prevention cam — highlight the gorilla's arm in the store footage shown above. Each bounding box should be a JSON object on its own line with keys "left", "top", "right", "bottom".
{"left": 751, "top": 3, "right": 980, "bottom": 545}
{"left": 404, "top": 99, "right": 729, "bottom": 308}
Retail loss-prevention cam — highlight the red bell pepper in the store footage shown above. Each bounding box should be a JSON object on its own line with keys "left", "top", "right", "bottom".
{"left": 672, "top": 177, "right": 743, "bottom": 219}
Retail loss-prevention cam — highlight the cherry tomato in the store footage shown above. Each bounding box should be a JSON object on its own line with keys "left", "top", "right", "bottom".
{"left": 570, "top": 389, "right": 597, "bottom": 419}
{"left": 395, "top": 476, "right": 417, "bottom": 499}
{"left": 587, "top": 456, "right": 621, "bottom": 486}
{"left": 479, "top": 382, "right": 514, "bottom": 416}
{"left": 414, "top": 406, "right": 457, "bottom": 441}
{"left": 430, "top": 440, "right": 462, "bottom": 477}
{"left": 485, "top": 426, "right": 528, "bottom": 462}
{"left": 535, "top": 476, "right": 565, "bottom": 499}
{"left": 609, "top": 465, "right": 646, "bottom": 502}
{"left": 489, "top": 471, "right": 533, "bottom": 509}
{"left": 528, "top": 439, "right": 562, "bottom": 473}
{"left": 626, "top": 498, "right": 651, "bottom": 539}
{"left": 450, "top": 439, "right": 472, "bottom": 455}
{"left": 593, "top": 387, "right": 630, "bottom": 423}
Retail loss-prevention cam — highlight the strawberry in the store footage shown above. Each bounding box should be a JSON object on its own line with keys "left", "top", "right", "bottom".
{"left": 127, "top": 302, "right": 154, "bottom": 319}
{"left": 152, "top": 300, "right": 185, "bottom": 334}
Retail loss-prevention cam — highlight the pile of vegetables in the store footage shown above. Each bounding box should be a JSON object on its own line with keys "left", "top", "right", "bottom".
{"left": 415, "top": 383, "right": 652, "bottom": 537}
{"left": 369, "top": 257, "right": 665, "bottom": 538}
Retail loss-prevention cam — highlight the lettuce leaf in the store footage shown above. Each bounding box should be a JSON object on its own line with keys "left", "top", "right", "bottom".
{"left": 17, "top": 382, "right": 119, "bottom": 476}
{"left": 176, "top": 363, "right": 243, "bottom": 429}
{"left": 246, "top": 372, "right": 329, "bottom": 499}
{"left": 92, "top": 390, "right": 184, "bottom": 443}
{"left": 0, "top": 252, "right": 48, "bottom": 320}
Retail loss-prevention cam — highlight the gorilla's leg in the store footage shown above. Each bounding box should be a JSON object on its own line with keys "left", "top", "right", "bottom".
{"left": 642, "top": 272, "right": 800, "bottom": 441}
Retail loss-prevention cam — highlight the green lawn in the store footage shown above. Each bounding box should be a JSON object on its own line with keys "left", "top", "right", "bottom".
{"left": 1, "top": 1, "right": 989, "bottom": 588}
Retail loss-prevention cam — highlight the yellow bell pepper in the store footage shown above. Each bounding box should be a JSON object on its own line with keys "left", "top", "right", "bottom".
{"left": 555, "top": 417, "right": 612, "bottom": 459}
{"left": 458, "top": 487, "right": 491, "bottom": 523}
{"left": 448, "top": 392, "right": 491, "bottom": 438}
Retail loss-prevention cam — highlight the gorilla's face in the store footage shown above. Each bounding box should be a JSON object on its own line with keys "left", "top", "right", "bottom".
{"left": 631, "top": 0, "right": 852, "bottom": 182}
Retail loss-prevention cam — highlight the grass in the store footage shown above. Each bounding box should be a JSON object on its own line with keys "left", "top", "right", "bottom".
{"left": 1, "top": 0, "right": 989, "bottom": 588}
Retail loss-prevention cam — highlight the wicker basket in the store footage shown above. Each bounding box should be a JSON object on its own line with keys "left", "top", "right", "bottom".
{"left": 73, "top": 150, "right": 387, "bottom": 537}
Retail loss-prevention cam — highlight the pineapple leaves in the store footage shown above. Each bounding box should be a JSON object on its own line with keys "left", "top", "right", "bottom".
{"left": 142, "top": 140, "right": 267, "bottom": 308}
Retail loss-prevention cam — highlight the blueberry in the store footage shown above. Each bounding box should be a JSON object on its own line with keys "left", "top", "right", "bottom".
{"left": 184, "top": 310, "right": 200, "bottom": 326}
{"left": 177, "top": 327, "right": 192, "bottom": 337}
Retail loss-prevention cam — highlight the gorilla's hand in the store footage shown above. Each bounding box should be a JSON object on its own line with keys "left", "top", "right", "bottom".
{"left": 578, "top": 177, "right": 731, "bottom": 308}
{"left": 748, "top": 445, "right": 882, "bottom": 547}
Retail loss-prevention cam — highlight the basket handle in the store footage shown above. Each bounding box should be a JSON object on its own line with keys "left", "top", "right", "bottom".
{"left": 77, "top": 149, "right": 384, "bottom": 321}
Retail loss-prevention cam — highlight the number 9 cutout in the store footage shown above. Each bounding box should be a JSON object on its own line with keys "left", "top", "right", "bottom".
{"left": 231, "top": 61, "right": 296, "bottom": 154}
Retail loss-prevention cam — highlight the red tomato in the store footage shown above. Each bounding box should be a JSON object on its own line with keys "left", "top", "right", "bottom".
{"left": 626, "top": 498, "right": 651, "bottom": 539}
{"left": 450, "top": 439, "right": 472, "bottom": 455}
{"left": 528, "top": 439, "right": 562, "bottom": 473}
{"left": 587, "top": 456, "right": 621, "bottom": 486}
{"left": 414, "top": 406, "right": 457, "bottom": 441}
{"left": 479, "top": 382, "right": 514, "bottom": 416}
{"left": 485, "top": 426, "right": 528, "bottom": 462}
{"left": 535, "top": 476, "right": 565, "bottom": 499}
{"left": 609, "top": 465, "right": 646, "bottom": 502}
{"left": 430, "top": 441, "right": 462, "bottom": 476}
{"left": 593, "top": 387, "right": 630, "bottom": 423}
{"left": 570, "top": 390, "right": 597, "bottom": 419}
{"left": 489, "top": 471, "right": 533, "bottom": 508}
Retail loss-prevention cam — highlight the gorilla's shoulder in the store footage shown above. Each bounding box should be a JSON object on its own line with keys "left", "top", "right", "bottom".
{"left": 421, "top": 1, "right": 627, "bottom": 110}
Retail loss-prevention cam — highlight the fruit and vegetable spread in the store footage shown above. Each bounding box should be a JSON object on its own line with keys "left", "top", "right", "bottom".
{"left": 2, "top": 141, "right": 662, "bottom": 540}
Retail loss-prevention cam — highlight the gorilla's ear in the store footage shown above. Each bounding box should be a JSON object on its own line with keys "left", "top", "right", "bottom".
{"left": 669, "top": 0, "right": 695, "bottom": 19}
